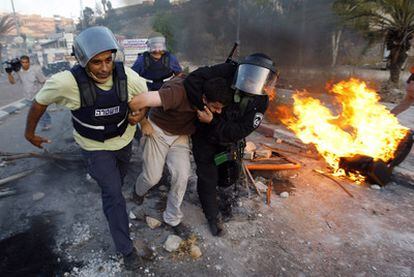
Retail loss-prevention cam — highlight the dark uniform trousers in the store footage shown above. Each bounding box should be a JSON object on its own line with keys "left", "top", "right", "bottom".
{"left": 82, "top": 143, "right": 133, "bottom": 255}
{"left": 192, "top": 135, "right": 238, "bottom": 221}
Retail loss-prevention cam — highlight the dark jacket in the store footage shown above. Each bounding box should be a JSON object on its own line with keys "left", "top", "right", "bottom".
{"left": 184, "top": 63, "right": 269, "bottom": 145}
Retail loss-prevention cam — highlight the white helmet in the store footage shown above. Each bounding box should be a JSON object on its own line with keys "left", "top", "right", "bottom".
{"left": 147, "top": 32, "right": 167, "bottom": 52}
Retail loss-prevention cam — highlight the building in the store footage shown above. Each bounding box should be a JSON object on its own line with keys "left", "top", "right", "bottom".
{"left": 2, "top": 13, "right": 74, "bottom": 39}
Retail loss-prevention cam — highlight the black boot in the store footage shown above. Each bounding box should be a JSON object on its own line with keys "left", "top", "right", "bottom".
{"left": 123, "top": 248, "right": 143, "bottom": 271}
{"left": 208, "top": 218, "right": 225, "bottom": 237}
{"left": 218, "top": 185, "right": 234, "bottom": 222}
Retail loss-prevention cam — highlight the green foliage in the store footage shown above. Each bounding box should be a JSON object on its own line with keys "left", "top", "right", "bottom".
{"left": 0, "top": 15, "right": 14, "bottom": 38}
{"left": 151, "top": 12, "right": 178, "bottom": 52}
{"left": 333, "top": 0, "right": 414, "bottom": 83}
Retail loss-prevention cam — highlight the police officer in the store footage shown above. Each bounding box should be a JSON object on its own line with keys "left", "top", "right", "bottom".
{"left": 184, "top": 53, "right": 278, "bottom": 236}
{"left": 131, "top": 32, "right": 182, "bottom": 140}
{"left": 132, "top": 32, "right": 182, "bottom": 91}
{"left": 24, "top": 26, "right": 149, "bottom": 270}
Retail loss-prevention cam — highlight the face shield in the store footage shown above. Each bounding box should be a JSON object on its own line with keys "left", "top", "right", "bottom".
{"left": 234, "top": 63, "right": 278, "bottom": 96}
{"left": 73, "top": 26, "right": 121, "bottom": 67}
{"left": 147, "top": 36, "right": 166, "bottom": 52}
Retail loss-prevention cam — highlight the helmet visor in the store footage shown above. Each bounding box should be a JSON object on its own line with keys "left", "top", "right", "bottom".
{"left": 148, "top": 36, "right": 166, "bottom": 52}
{"left": 234, "top": 64, "right": 278, "bottom": 95}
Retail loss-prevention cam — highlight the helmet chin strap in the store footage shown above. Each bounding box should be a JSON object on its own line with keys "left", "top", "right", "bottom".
{"left": 86, "top": 68, "right": 112, "bottom": 84}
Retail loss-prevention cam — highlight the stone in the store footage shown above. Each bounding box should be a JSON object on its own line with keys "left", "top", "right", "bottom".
{"left": 146, "top": 216, "right": 162, "bottom": 229}
{"left": 244, "top": 141, "right": 257, "bottom": 152}
{"left": 163, "top": 235, "right": 182, "bottom": 252}
{"left": 370, "top": 185, "right": 381, "bottom": 190}
{"left": 255, "top": 181, "right": 268, "bottom": 193}
{"left": 129, "top": 211, "right": 137, "bottom": 220}
{"left": 243, "top": 151, "right": 255, "bottom": 160}
{"left": 32, "top": 192, "right": 45, "bottom": 201}
{"left": 85, "top": 173, "right": 93, "bottom": 182}
{"left": 190, "top": 245, "right": 202, "bottom": 259}
{"left": 280, "top": 191, "right": 289, "bottom": 198}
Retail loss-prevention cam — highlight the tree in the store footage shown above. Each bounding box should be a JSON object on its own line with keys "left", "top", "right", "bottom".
{"left": 102, "top": 0, "right": 107, "bottom": 13}
{"left": 83, "top": 7, "right": 95, "bottom": 27}
{"left": 334, "top": 0, "right": 414, "bottom": 85}
{"left": 0, "top": 14, "right": 14, "bottom": 38}
{"left": 0, "top": 15, "right": 14, "bottom": 65}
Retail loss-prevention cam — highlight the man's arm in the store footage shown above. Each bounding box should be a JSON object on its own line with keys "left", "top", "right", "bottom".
{"left": 7, "top": 72, "right": 16, "bottom": 84}
{"left": 391, "top": 81, "right": 414, "bottom": 115}
{"left": 35, "top": 67, "right": 47, "bottom": 84}
{"left": 169, "top": 54, "right": 182, "bottom": 75}
{"left": 129, "top": 91, "right": 162, "bottom": 112}
{"left": 25, "top": 101, "right": 51, "bottom": 148}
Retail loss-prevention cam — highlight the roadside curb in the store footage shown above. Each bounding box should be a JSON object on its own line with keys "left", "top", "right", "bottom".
{"left": 0, "top": 98, "right": 30, "bottom": 121}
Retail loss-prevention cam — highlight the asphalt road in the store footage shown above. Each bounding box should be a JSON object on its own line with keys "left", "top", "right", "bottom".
{"left": 0, "top": 73, "right": 26, "bottom": 108}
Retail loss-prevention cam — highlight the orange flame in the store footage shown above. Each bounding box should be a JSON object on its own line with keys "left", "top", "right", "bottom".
{"left": 280, "top": 78, "right": 409, "bottom": 180}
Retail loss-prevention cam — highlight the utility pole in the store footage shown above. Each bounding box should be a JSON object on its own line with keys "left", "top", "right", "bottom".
{"left": 236, "top": 0, "right": 241, "bottom": 58}
{"left": 10, "top": 0, "right": 23, "bottom": 56}
{"left": 10, "top": 0, "right": 20, "bottom": 37}
{"left": 80, "top": 0, "right": 84, "bottom": 30}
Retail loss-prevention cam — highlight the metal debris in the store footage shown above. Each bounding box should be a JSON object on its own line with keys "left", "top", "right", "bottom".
{"left": 0, "top": 169, "right": 33, "bottom": 186}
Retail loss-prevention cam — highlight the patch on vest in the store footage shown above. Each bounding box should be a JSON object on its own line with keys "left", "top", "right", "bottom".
{"left": 253, "top": 112, "right": 264, "bottom": 128}
{"left": 95, "top": 106, "right": 120, "bottom": 117}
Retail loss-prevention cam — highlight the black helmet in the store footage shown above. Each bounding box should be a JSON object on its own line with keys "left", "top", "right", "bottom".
{"left": 234, "top": 53, "right": 278, "bottom": 96}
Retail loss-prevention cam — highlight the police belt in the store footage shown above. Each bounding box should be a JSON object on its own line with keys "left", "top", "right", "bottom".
{"left": 214, "top": 140, "right": 245, "bottom": 166}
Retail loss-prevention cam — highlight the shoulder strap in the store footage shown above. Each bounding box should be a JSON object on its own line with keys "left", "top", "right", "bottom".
{"left": 113, "top": 62, "right": 128, "bottom": 102}
{"left": 143, "top": 52, "right": 151, "bottom": 70}
{"left": 70, "top": 65, "right": 96, "bottom": 107}
{"left": 162, "top": 52, "right": 171, "bottom": 69}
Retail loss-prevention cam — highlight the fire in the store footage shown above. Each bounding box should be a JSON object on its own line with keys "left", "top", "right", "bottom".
{"left": 280, "top": 78, "right": 409, "bottom": 180}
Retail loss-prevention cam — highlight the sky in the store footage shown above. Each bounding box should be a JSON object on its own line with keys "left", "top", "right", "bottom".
{"left": 0, "top": 0, "right": 139, "bottom": 19}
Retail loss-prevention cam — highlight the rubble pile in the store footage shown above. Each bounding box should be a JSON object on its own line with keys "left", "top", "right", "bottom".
{"left": 72, "top": 223, "right": 92, "bottom": 246}
{"left": 68, "top": 254, "right": 122, "bottom": 277}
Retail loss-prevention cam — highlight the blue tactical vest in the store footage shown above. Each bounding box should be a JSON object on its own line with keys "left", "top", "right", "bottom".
{"left": 141, "top": 51, "right": 174, "bottom": 90}
{"left": 70, "top": 62, "right": 129, "bottom": 142}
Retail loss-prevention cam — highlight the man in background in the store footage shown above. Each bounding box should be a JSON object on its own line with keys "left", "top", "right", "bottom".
{"left": 391, "top": 66, "right": 414, "bottom": 116}
{"left": 8, "top": 55, "right": 51, "bottom": 130}
{"left": 131, "top": 32, "right": 182, "bottom": 140}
